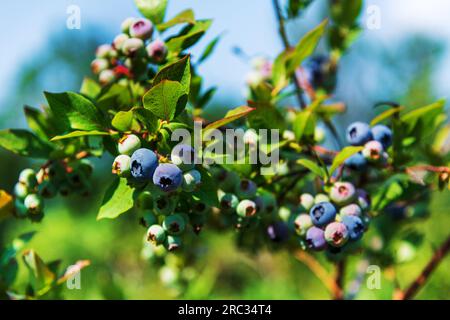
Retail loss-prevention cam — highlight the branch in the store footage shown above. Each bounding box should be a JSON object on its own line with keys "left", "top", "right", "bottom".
{"left": 272, "top": 0, "right": 306, "bottom": 109}
{"left": 294, "top": 250, "right": 338, "bottom": 295}
{"left": 333, "top": 259, "right": 346, "bottom": 300}
{"left": 397, "top": 235, "right": 450, "bottom": 300}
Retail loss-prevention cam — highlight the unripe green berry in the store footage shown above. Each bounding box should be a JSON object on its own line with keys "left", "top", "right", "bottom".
{"left": 294, "top": 214, "right": 313, "bottom": 236}
{"left": 300, "top": 193, "right": 315, "bottom": 211}
{"left": 38, "top": 180, "right": 58, "bottom": 199}
{"left": 216, "top": 170, "right": 239, "bottom": 192}
{"left": 99, "top": 69, "right": 116, "bottom": 85}
{"left": 278, "top": 206, "right": 291, "bottom": 222}
{"left": 153, "top": 194, "right": 177, "bottom": 216}
{"left": 146, "top": 225, "right": 166, "bottom": 245}
{"left": 14, "top": 183, "right": 29, "bottom": 199}
{"left": 19, "top": 169, "right": 37, "bottom": 188}
{"left": 140, "top": 210, "right": 157, "bottom": 228}
{"left": 218, "top": 191, "right": 239, "bottom": 212}
{"left": 112, "top": 155, "right": 131, "bottom": 177}
{"left": 91, "top": 58, "right": 109, "bottom": 75}
{"left": 113, "top": 33, "right": 130, "bottom": 52}
{"left": 122, "top": 38, "right": 144, "bottom": 56}
{"left": 136, "top": 191, "right": 153, "bottom": 210}
{"left": 236, "top": 199, "right": 257, "bottom": 218}
{"left": 314, "top": 193, "right": 330, "bottom": 204}
{"left": 182, "top": 169, "right": 201, "bottom": 192}
{"left": 235, "top": 179, "right": 257, "bottom": 199}
{"left": 96, "top": 44, "right": 113, "bottom": 59}
{"left": 164, "top": 235, "right": 182, "bottom": 252}
{"left": 118, "top": 134, "right": 141, "bottom": 155}
{"left": 24, "top": 194, "right": 44, "bottom": 214}
{"left": 121, "top": 17, "right": 136, "bottom": 34}
{"left": 14, "top": 199, "right": 28, "bottom": 218}
{"left": 162, "top": 214, "right": 186, "bottom": 235}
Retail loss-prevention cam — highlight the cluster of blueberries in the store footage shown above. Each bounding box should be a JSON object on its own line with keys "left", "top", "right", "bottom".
{"left": 14, "top": 160, "right": 93, "bottom": 221}
{"left": 344, "top": 122, "right": 393, "bottom": 170}
{"left": 112, "top": 134, "right": 203, "bottom": 251}
{"left": 293, "top": 182, "right": 371, "bottom": 252}
{"left": 91, "top": 17, "right": 168, "bottom": 86}
{"left": 214, "top": 169, "right": 277, "bottom": 231}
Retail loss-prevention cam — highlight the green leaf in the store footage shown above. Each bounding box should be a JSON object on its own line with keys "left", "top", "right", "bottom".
{"left": 24, "top": 106, "right": 53, "bottom": 141}
{"left": 293, "top": 110, "right": 316, "bottom": 142}
{"left": 153, "top": 55, "right": 191, "bottom": 94}
{"left": 192, "top": 167, "right": 218, "bottom": 207}
{"left": 133, "top": 107, "right": 159, "bottom": 133}
{"left": 0, "top": 129, "right": 53, "bottom": 158}
{"left": 96, "top": 84, "right": 133, "bottom": 111}
{"left": 142, "top": 80, "right": 187, "bottom": 121}
{"left": 203, "top": 106, "right": 255, "bottom": 137}
{"left": 329, "top": 146, "right": 364, "bottom": 176}
{"left": 22, "top": 250, "right": 56, "bottom": 297}
{"left": 134, "top": 0, "right": 168, "bottom": 25}
{"left": 166, "top": 20, "right": 212, "bottom": 56}
{"left": 272, "top": 51, "right": 290, "bottom": 94}
{"left": 247, "top": 101, "right": 286, "bottom": 130}
{"left": 80, "top": 77, "right": 101, "bottom": 99}
{"left": 330, "top": 0, "right": 362, "bottom": 26}
{"left": 112, "top": 111, "right": 134, "bottom": 132}
{"left": 50, "top": 130, "right": 109, "bottom": 141}
{"left": 286, "top": 19, "right": 328, "bottom": 74}
{"left": 297, "top": 159, "right": 326, "bottom": 179}
{"left": 198, "top": 34, "right": 221, "bottom": 64}
{"left": 157, "top": 9, "right": 195, "bottom": 32}
{"left": 401, "top": 99, "right": 446, "bottom": 134}
{"left": 97, "top": 178, "right": 135, "bottom": 220}
{"left": 371, "top": 106, "right": 404, "bottom": 126}
{"left": 44, "top": 91, "right": 105, "bottom": 131}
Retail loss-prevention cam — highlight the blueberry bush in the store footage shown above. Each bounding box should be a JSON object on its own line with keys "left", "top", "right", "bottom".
{"left": 0, "top": 0, "right": 449, "bottom": 300}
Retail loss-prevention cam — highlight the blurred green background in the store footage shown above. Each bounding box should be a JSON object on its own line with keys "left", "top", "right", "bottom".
{"left": 0, "top": 0, "right": 449, "bottom": 299}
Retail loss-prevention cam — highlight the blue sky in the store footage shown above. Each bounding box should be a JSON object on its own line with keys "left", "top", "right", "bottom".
{"left": 1, "top": 0, "right": 450, "bottom": 113}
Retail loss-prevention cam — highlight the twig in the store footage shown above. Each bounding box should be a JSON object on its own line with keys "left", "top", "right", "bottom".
{"left": 397, "top": 235, "right": 450, "bottom": 300}
{"left": 333, "top": 259, "right": 346, "bottom": 300}
{"left": 294, "top": 250, "right": 338, "bottom": 295}
{"left": 272, "top": 0, "right": 306, "bottom": 109}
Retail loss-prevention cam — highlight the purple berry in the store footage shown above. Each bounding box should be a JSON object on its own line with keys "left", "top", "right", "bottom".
{"left": 309, "top": 202, "right": 337, "bottom": 227}
{"left": 340, "top": 204, "right": 362, "bottom": 217}
{"left": 267, "top": 222, "right": 289, "bottom": 243}
{"left": 345, "top": 152, "right": 368, "bottom": 170}
{"left": 342, "top": 215, "right": 365, "bottom": 241}
{"left": 346, "top": 122, "right": 373, "bottom": 146}
{"left": 153, "top": 164, "right": 183, "bottom": 192}
{"left": 371, "top": 124, "right": 392, "bottom": 149}
{"left": 130, "top": 148, "right": 158, "bottom": 182}
{"left": 129, "top": 18, "right": 153, "bottom": 40}
{"left": 306, "top": 227, "right": 327, "bottom": 251}
{"left": 146, "top": 39, "right": 168, "bottom": 64}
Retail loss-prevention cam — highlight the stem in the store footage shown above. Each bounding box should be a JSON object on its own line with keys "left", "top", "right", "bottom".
{"left": 333, "top": 259, "right": 346, "bottom": 300}
{"left": 398, "top": 235, "right": 450, "bottom": 300}
{"left": 272, "top": 0, "right": 306, "bottom": 109}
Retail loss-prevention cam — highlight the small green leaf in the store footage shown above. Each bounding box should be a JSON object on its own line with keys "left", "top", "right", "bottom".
{"left": 0, "top": 129, "right": 53, "bottom": 158}
{"left": 96, "top": 84, "right": 133, "bottom": 111}
{"left": 293, "top": 110, "right": 316, "bottom": 142}
{"left": 153, "top": 55, "right": 191, "bottom": 94}
{"left": 142, "top": 80, "right": 187, "bottom": 121}
{"left": 24, "top": 106, "right": 53, "bottom": 141}
{"left": 371, "top": 106, "right": 404, "bottom": 126}
{"left": 192, "top": 167, "right": 218, "bottom": 207}
{"left": 50, "top": 130, "right": 110, "bottom": 141}
{"left": 111, "top": 111, "right": 134, "bottom": 132}
{"left": 80, "top": 77, "right": 101, "bottom": 99}
{"left": 401, "top": 99, "right": 446, "bottom": 133}
{"left": 133, "top": 107, "right": 159, "bottom": 133}
{"left": 203, "top": 106, "right": 255, "bottom": 137}
{"left": 297, "top": 158, "right": 326, "bottom": 179}
{"left": 157, "top": 9, "right": 195, "bottom": 32}
{"left": 166, "top": 20, "right": 212, "bottom": 56}
{"left": 198, "top": 34, "right": 221, "bottom": 64}
{"left": 97, "top": 178, "right": 135, "bottom": 220}
{"left": 44, "top": 91, "right": 105, "bottom": 131}
{"left": 134, "top": 0, "right": 168, "bottom": 25}
{"left": 329, "top": 146, "right": 364, "bottom": 175}
{"left": 286, "top": 19, "right": 328, "bottom": 74}
{"left": 22, "top": 250, "right": 56, "bottom": 297}
{"left": 272, "top": 50, "right": 290, "bottom": 94}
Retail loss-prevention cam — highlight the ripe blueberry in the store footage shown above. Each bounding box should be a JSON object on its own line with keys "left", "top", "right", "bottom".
{"left": 236, "top": 199, "right": 257, "bottom": 218}
{"left": 267, "top": 222, "right": 289, "bottom": 243}
{"left": 294, "top": 214, "right": 313, "bottom": 236}
{"left": 153, "top": 164, "right": 183, "bottom": 192}
{"left": 129, "top": 18, "right": 153, "bottom": 40}
{"left": 171, "top": 144, "right": 197, "bottom": 172}
{"left": 146, "top": 39, "right": 168, "bottom": 64}
{"left": 345, "top": 152, "right": 368, "bottom": 170}
{"left": 342, "top": 215, "right": 365, "bottom": 241}
{"left": 162, "top": 214, "right": 186, "bottom": 235}
{"left": 329, "top": 182, "right": 356, "bottom": 206}
{"left": 130, "top": 148, "right": 158, "bottom": 182}
{"left": 146, "top": 225, "right": 166, "bottom": 245}
{"left": 346, "top": 122, "right": 373, "bottom": 146}
{"left": 324, "top": 222, "right": 349, "bottom": 247}
{"left": 118, "top": 134, "right": 141, "bottom": 155}
{"left": 356, "top": 189, "right": 371, "bottom": 211}
{"left": 306, "top": 227, "right": 327, "bottom": 251}
{"left": 112, "top": 155, "right": 131, "bottom": 177}
{"left": 371, "top": 124, "right": 392, "bottom": 149}
{"left": 309, "top": 202, "right": 337, "bottom": 227}
{"left": 235, "top": 179, "right": 257, "bottom": 199}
